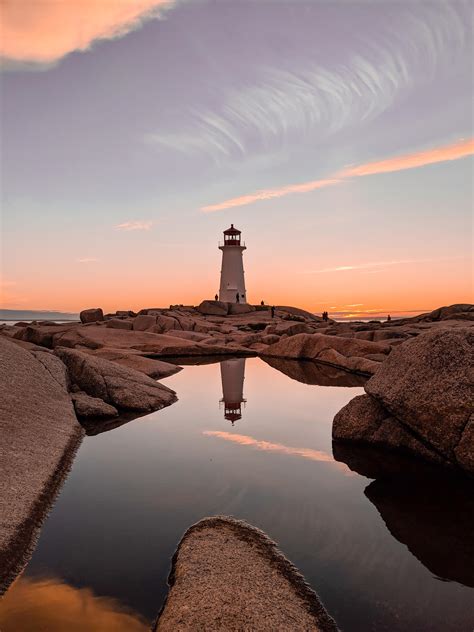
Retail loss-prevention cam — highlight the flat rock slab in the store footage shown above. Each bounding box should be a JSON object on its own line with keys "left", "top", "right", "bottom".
{"left": 0, "top": 338, "right": 84, "bottom": 594}
{"left": 85, "top": 347, "right": 182, "bottom": 379}
{"left": 51, "top": 326, "right": 253, "bottom": 357}
{"left": 155, "top": 516, "right": 338, "bottom": 631}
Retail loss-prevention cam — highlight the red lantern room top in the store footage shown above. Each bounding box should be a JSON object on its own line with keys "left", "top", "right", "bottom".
{"left": 223, "top": 224, "right": 241, "bottom": 246}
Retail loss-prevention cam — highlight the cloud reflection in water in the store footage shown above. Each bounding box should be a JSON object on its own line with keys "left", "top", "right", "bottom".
{"left": 0, "top": 577, "right": 148, "bottom": 632}
{"left": 203, "top": 430, "right": 353, "bottom": 475}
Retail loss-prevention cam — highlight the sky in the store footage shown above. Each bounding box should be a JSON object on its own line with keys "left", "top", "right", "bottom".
{"left": 1, "top": 0, "right": 473, "bottom": 316}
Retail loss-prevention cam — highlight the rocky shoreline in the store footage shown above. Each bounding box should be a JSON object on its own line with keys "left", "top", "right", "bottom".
{"left": 0, "top": 339, "right": 84, "bottom": 595}
{"left": 0, "top": 300, "right": 472, "bottom": 626}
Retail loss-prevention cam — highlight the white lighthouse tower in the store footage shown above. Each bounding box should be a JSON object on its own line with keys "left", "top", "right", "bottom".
{"left": 219, "top": 224, "right": 247, "bottom": 303}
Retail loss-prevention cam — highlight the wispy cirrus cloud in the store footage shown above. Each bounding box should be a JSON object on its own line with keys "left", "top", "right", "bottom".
{"left": 201, "top": 137, "right": 474, "bottom": 212}
{"left": 304, "top": 255, "right": 467, "bottom": 274}
{"left": 114, "top": 221, "right": 154, "bottom": 231}
{"left": 148, "top": 3, "right": 468, "bottom": 166}
{"left": 77, "top": 257, "right": 99, "bottom": 264}
{"left": 0, "top": 0, "right": 175, "bottom": 67}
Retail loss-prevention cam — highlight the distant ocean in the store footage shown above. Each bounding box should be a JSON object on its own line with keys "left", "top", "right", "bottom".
{"left": 0, "top": 309, "right": 79, "bottom": 323}
{"left": 0, "top": 308, "right": 423, "bottom": 325}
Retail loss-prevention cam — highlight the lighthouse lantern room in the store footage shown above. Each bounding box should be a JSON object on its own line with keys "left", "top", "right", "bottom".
{"left": 219, "top": 224, "right": 247, "bottom": 303}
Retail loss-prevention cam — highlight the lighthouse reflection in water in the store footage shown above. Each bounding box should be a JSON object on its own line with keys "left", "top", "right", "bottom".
{"left": 219, "top": 358, "right": 246, "bottom": 424}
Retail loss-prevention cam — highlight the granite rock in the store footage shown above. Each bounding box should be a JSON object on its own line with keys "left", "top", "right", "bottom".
{"left": 55, "top": 347, "right": 177, "bottom": 413}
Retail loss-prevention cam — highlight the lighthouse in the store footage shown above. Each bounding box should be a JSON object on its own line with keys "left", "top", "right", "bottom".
{"left": 219, "top": 358, "right": 246, "bottom": 425}
{"left": 219, "top": 224, "right": 247, "bottom": 303}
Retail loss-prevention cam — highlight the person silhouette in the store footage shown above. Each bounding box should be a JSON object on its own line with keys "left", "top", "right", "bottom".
{"left": 261, "top": 300, "right": 265, "bottom": 306}
{"left": 271, "top": 305, "right": 275, "bottom": 318}
{"left": 236, "top": 292, "right": 240, "bottom": 303}
{"left": 215, "top": 294, "right": 218, "bottom": 302}
{"left": 387, "top": 314, "right": 392, "bottom": 322}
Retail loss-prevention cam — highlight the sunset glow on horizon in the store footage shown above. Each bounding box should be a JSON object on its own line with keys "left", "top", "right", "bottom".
{"left": 1, "top": 1, "right": 472, "bottom": 314}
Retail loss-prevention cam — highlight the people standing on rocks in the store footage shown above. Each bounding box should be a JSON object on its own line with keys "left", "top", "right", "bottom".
{"left": 322, "top": 311, "right": 328, "bottom": 322}
{"left": 261, "top": 300, "right": 265, "bottom": 306}
{"left": 215, "top": 294, "right": 218, "bottom": 302}
{"left": 387, "top": 314, "right": 391, "bottom": 322}
{"left": 236, "top": 292, "right": 240, "bottom": 303}
{"left": 271, "top": 306, "right": 275, "bottom": 318}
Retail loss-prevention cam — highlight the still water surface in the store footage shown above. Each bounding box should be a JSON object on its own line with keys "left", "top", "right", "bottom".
{"left": 3, "top": 357, "right": 474, "bottom": 631}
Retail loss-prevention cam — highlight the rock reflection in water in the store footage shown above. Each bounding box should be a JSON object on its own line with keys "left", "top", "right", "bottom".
{"left": 262, "top": 357, "right": 366, "bottom": 387}
{"left": 80, "top": 410, "right": 151, "bottom": 437}
{"left": 333, "top": 443, "right": 474, "bottom": 587}
{"left": 0, "top": 576, "right": 148, "bottom": 632}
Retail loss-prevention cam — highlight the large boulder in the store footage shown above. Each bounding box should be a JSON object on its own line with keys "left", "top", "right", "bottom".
{"left": 105, "top": 318, "right": 133, "bottom": 330}
{"left": 71, "top": 392, "right": 118, "bottom": 418}
{"left": 267, "top": 321, "right": 315, "bottom": 337}
{"left": 394, "top": 303, "right": 474, "bottom": 325}
{"left": 197, "top": 300, "right": 229, "bottom": 316}
{"left": 154, "top": 314, "right": 180, "bottom": 333}
{"left": 276, "top": 305, "right": 323, "bottom": 322}
{"left": 227, "top": 303, "right": 256, "bottom": 315}
{"left": 154, "top": 516, "right": 337, "bottom": 632}
{"left": 79, "top": 308, "right": 104, "bottom": 324}
{"left": 333, "top": 328, "right": 474, "bottom": 475}
{"left": 419, "top": 303, "right": 474, "bottom": 322}
{"left": 366, "top": 328, "right": 473, "bottom": 463}
{"left": 0, "top": 338, "right": 84, "bottom": 594}
{"left": 333, "top": 394, "right": 444, "bottom": 465}
{"left": 14, "top": 323, "right": 80, "bottom": 348}
{"left": 168, "top": 312, "right": 196, "bottom": 331}
{"left": 262, "top": 333, "right": 391, "bottom": 375}
{"left": 55, "top": 348, "right": 177, "bottom": 413}
{"left": 132, "top": 314, "right": 157, "bottom": 331}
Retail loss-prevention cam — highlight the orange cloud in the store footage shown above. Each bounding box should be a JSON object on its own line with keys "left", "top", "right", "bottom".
{"left": 201, "top": 178, "right": 341, "bottom": 213}
{"left": 203, "top": 430, "right": 352, "bottom": 474}
{"left": 342, "top": 137, "right": 474, "bottom": 178}
{"left": 304, "top": 255, "right": 466, "bottom": 274}
{"left": 0, "top": 0, "right": 174, "bottom": 65}
{"left": 201, "top": 138, "right": 474, "bottom": 212}
{"left": 0, "top": 577, "right": 148, "bottom": 631}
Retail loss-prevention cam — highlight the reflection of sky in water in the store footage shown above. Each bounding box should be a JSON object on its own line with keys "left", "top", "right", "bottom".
{"left": 0, "top": 577, "right": 147, "bottom": 632}
{"left": 202, "top": 430, "right": 353, "bottom": 476}
{"left": 7, "top": 358, "right": 474, "bottom": 631}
